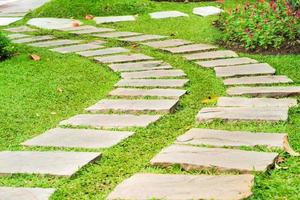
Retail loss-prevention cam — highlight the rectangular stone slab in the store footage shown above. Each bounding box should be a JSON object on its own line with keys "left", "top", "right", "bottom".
{"left": 183, "top": 50, "right": 238, "bottom": 60}
{"left": 215, "top": 63, "right": 276, "bottom": 78}
{"left": 109, "top": 88, "right": 186, "bottom": 98}
{"left": 150, "top": 11, "right": 188, "bottom": 19}
{"left": 223, "top": 75, "right": 293, "bottom": 86}
{"left": 58, "top": 25, "right": 98, "bottom": 31}
{"left": 227, "top": 86, "right": 300, "bottom": 97}
{"left": 0, "top": 17, "right": 22, "bottom": 26}
{"left": 59, "top": 114, "right": 161, "bottom": 129}
{"left": 51, "top": 43, "right": 102, "bottom": 54}
{"left": 115, "top": 79, "right": 189, "bottom": 88}
{"left": 0, "top": 187, "right": 55, "bottom": 200}
{"left": 22, "top": 128, "right": 134, "bottom": 149}
{"left": 119, "top": 34, "right": 167, "bottom": 42}
{"left": 0, "top": 151, "right": 101, "bottom": 176}
{"left": 142, "top": 39, "right": 192, "bottom": 48}
{"left": 4, "top": 25, "right": 35, "bottom": 32}
{"left": 86, "top": 99, "right": 179, "bottom": 113}
{"left": 163, "top": 43, "right": 217, "bottom": 53}
{"left": 12, "top": 35, "right": 54, "bottom": 43}
{"left": 176, "top": 128, "right": 286, "bottom": 148}
{"left": 108, "top": 60, "right": 166, "bottom": 72}
{"left": 77, "top": 47, "right": 129, "bottom": 57}
{"left": 197, "top": 57, "right": 258, "bottom": 68}
{"left": 7, "top": 33, "right": 30, "bottom": 39}
{"left": 94, "top": 54, "right": 154, "bottom": 64}
{"left": 93, "top": 31, "right": 142, "bottom": 38}
{"left": 150, "top": 145, "right": 278, "bottom": 172}
{"left": 70, "top": 27, "right": 115, "bottom": 34}
{"left": 94, "top": 15, "right": 136, "bottom": 24}
{"left": 107, "top": 173, "right": 254, "bottom": 200}
{"left": 120, "top": 69, "right": 186, "bottom": 79}
{"left": 29, "top": 39, "right": 82, "bottom": 47}
{"left": 196, "top": 107, "right": 288, "bottom": 122}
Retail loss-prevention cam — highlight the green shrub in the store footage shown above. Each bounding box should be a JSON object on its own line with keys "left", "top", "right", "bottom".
{"left": 0, "top": 32, "right": 14, "bottom": 60}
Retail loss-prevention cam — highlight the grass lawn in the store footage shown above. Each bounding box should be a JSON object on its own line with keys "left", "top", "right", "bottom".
{"left": 1, "top": 0, "right": 300, "bottom": 199}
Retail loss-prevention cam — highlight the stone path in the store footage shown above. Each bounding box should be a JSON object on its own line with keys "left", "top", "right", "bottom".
{"left": 0, "top": 187, "right": 55, "bottom": 200}
{"left": 149, "top": 11, "right": 188, "bottom": 19}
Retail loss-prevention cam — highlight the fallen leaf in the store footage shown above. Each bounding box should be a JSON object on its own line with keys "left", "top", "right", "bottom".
{"left": 72, "top": 20, "right": 81, "bottom": 27}
{"left": 85, "top": 15, "right": 94, "bottom": 20}
{"left": 132, "top": 44, "right": 139, "bottom": 48}
{"left": 30, "top": 54, "right": 40, "bottom": 61}
{"left": 51, "top": 112, "right": 57, "bottom": 115}
{"left": 201, "top": 96, "right": 219, "bottom": 104}
{"left": 276, "top": 156, "right": 285, "bottom": 163}
{"left": 57, "top": 87, "right": 64, "bottom": 93}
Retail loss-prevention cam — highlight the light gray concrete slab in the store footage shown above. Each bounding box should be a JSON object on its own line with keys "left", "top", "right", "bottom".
{"left": 57, "top": 25, "right": 96, "bottom": 31}
{"left": 94, "top": 54, "right": 154, "bottom": 64}
{"left": 115, "top": 79, "right": 189, "bottom": 88}
{"left": 51, "top": 43, "right": 102, "bottom": 54}
{"left": 223, "top": 75, "right": 293, "bottom": 86}
{"left": 0, "top": 17, "right": 22, "bottom": 26}
{"left": 142, "top": 39, "right": 192, "bottom": 48}
{"left": 94, "top": 15, "right": 136, "bottom": 24}
{"left": 4, "top": 25, "right": 35, "bottom": 32}
{"left": 121, "top": 69, "right": 186, "bottom": 79}
{"left": 27, "top": 18, "right": 82, "bottom": 30}
{"left": 109, "top": 88, "right": 186, "bottom": 98}
{"left": 108, "top": 60, "right": 166, "bottom": 72}
{"left": 119, "top": 34, "right": 167, "bottom": 42}
{"left": 12, "top": 35, "right": 54, "bottom": 44}
{"left": 193, "top": 6, "right": 223, "bottom": 17}
{"left": 7, "top": 33, "right": 30, "bottom": 39}
{"left": 150, "top": 11, "right": 188, "bottom": 19}
{"left": 0, "top": 187, "right": 55, "bottom": 200}
{"left": 227, "top": 86, "right": 300, "bottom": 97}
{"left": 93, "top": 31, "right": 142, "bottom": 38}
{"left": 184, "top": 50, "right": 238, "bottom": 60}
{"left": 70, "top": 27, "right": 115, "bottom": 34}
{"left": 163, "top": 43, "right": 217, "bottom": 53}
{"left": 29, "top": 39, "right": 82, "bottom": 47}
{"left": 196, "top": 57, "right": 258, "bottom": 68}
{"left": 77, "top": 47, "right": 129, "bottom": 57}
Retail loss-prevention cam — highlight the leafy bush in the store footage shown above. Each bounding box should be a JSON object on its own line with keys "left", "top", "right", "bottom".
{"left": 0, "top": 32, "right": 14, "bottom": 60}
{"left": 218, "top": 0, "right": 300, "bottom": 51}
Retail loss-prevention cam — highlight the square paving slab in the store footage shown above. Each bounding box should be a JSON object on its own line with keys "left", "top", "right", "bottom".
{"left": 150, "top": 11, "right": 188, "bottom": 19}
{"left": 196, "top": 57, "right": 258, "bottom": 68}
{"left": 142, "top": 39, "right": 192, "bottom": 48}
{"left": 4, "top": 25, "right": 35, "bottom": 32}
{"left": 94, "top": 15, "right": 136, "bottom": 24}
{"left": 60, "top": 114, "right": 161, "bottom": 129}
{"left": 108, "top": 60, "right": 165, "bottom": 72}
{"left": 12, "top": 35, "right": 54, "bottom": 44}
{"left": 93, "top": 31, "right": 142, "bottom": 38}
{"left": 163, "top": 43, "right": 217, "bottom": 54}
{"left": 7, "top": 33, "right": 30, "bottom": 39}
{"left": 183, "top": 50, "right": 238, "bottom": 60}
{"left": 150, "top": 145, "right": 278, "bottom": 172}
{"left": 115, "top": 79, "right": 189, "bottom": 88}
{"left": 70, "top": 27, "right": 115, "bottom": 34}
{"left": 109, "top": 88, "right": 186, "bottom": 98}
{"left": 120, "top": 69, "right": 186, "bottom": 79}
{"left": 22, "top": 128, "right": 134, "bottom": 149}
{"left": 94, "top": 54, "right": 154, "bottom": 64}
{"left": 29, "top": 39, "right": 82, "bottom": 48}
{"left": 119, "top": 34, "right": 167, "bottom": 42}
{"left": 51, "top": 43, "right": 102, "bottom": 54}
{"left": 107, "top": 173, "right": 254, "bottom": 200}
{"left": 0, "top": 187, "right": 55, "bottom": 200}
{"left": 227, "top": 86, "right": 300, "bottom": 97}
{"left": 77, "top": 47, "right": 129, "bottom": 57}
{"left": 0, "top": 151, "right": 101, "bottom": 176}
{"left": 176, "top": 128, "right": 287, "bottom": 148}
{"left": 223, "top": 75, "right": 293, "bottom": 86}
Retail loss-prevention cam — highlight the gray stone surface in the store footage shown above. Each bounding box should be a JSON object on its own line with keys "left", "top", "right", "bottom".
{"left": 196, "top": 107, "right": 288, "bottom": 122}
{"left": 0, "top": 187, "right": 55, "bottom": 200}
{"left": 215, "top": 63, "right": 276, "bottom": 78}
{"left": 108, "top": 60, "right": 167, "bottom": 72}
{"left": 142, "top": 39, "right": 192, "bottom": 48}
{"left": 4, "top": 25, "right": 35, "bottom": 32}
{"left": 77, "top": 47, "right": 129, "bottom": 57}
{"left": 183, "top": 50, "right": 238, "bottom": 60}
{"left": 176, "top": 128, "right": 287, "bottom": 148}
{"left": 150, "top": 11, "right": 188, "bottom": 19}
{"left": 121, "top": 69, "right": 186, "bottom": 79}
{"left": 22, "top": 128, "right": 133, "bottom": 149}
{"left": 107, "top": 173, "right": 254, "bottom": 200}
{"left": 27, "top": 18, "right": 82, "bottom": 30}
{"left": 196, "top": 57, "right": 258, "bottom": 68}
{"left": 12, "top": 35, "right": 54, "bottom": 44}
{"left": 70, "top": 27, "right": 115, "bottom": 34}
{"left": 227, "top": 86, "right": 300, "bottom": 97}
{"left": 0, "top": 17, "right": 22, "bottom": 26}
{"left": 94, "top": 15, "right": 136, "bottom": 24}
{"left": 60, "top": 114, "right": 161, "bottom": 129}
{"left": 94, "top": 54, "right": 154, "bottom": 64}
{"left": 193, "top": 6, "right": 223, "bottom": 17}
{"left": 86, "top": 99, "right": 179, "bottom": 113}
{"left": 7, "top": 33, "right": 30, "bottom": 39}
{"left": 109, "top": 88, "right": 186, "bottom": 98}
{"left": 51, "top": 43, "right": 102, "bottom": 54}
{"left": 150, "top": 145, "right": 278, "bottom": 172}
{"left": 93, "top": 31, "right": 142, "bottom": 38}
{"left": 29, "top": 39, "right": 82, "bottom": 48}
{"left": 119, "top": 34, "right": 167, "bottom": 42}
{"left": 58, "top": 25, "right": 96, "bottom": 31}
{"left": 115, "top": 79, "right": 189, "bottom": 88}
{"left": 163, "top": 44, "right": 217, "bottom": 54}
{"left": 223, "top": 75, "right": 293, "bottom": 86}
{"left": 0, "top": 151, "right": 101, "bottom": 176}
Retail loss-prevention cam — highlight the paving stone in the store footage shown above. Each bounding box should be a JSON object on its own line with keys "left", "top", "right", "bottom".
{"left": 142, "top": 39, "right": 192, "bottom": 48}
{"left": 94, "top": 15, "right": 136, "bottom": 24}
{"left": 0, "top": 12, "right": 26, "bottom": 17}
{"left": 0, "top": 151, "right": 101, "bottom": 176}
{"left": 107, "top": 173, "right": 254, "bottom": 200}
{"left": 12, "top": 35, "right": 54, "bottom": 44}
{"left": 93, "top": 31, "right": 142, "bottom": 38}
{"left": 150, "top": 11, "right": 188, "bottom": 19}
{"left": 22, "top": 128, "right": 133, "bottom": 149}
{"left": 196, "top": 107, "right": 288, "bottom": 122}
{"left": 121, "top": 69, "right": 186, "bottom": 79}
{"left": 119, "top": 34, "right": 168, "bottom": 42}
{"left": 0, "top": 187, "right": 55, "bottom": 200}
{"left": 224, "top": 75, "right": 294, "bottom": 86}
{"left": 163, "top": 43, "right": 217, "bottom": 54}
{"left": 7, "top": 33, "right": 30, "bottom": 39}
{"left": 94, "top": 54, "right": 154, "bottom": 64}
{"left": 27, "top": 18, "right": 82, "bottom": 30}
{"left": 196, "top": 57, "right": 258, "bottom": 68}
{"left": 227, "top": 86, "right": 300, "bottom": 97}
{"left": 217, "top": 97, "right": 297, "bottom": 108}
{"left": 215, "top": 63, "right": 276, "bottom": 78}
{"left": 193, "top": 6, "right": 224, "bottom": 17}
{"left": 0, "top": 17, "right": 22, "bottom": 26}
{"left": 108, "top": 60, "right": 168, "bottom": 72}
{"left": 29, "top": 39, "right": 82, "bottom": 48}
{"left": 184, "top": 50, "right": 238, "bottom": 60}
{"left": 115, "top": 79, "right": 189, "bottom": 88}
{"left": 70, "top": 27, "right": 115, "bottom": 34}
{"left": 109, "top": 88, "right": 186, "bottom": 98}
{"left": 4, "top": 25, "right": 35, "bottom": 32}
{"left": 51, "top": 43, "right": 102, "bottom": 54}
{"left": 150, "top": 144, "right": 278, "bottom": 172}
{"left": 176, "top": 128, "right": 287, "bottom": 148}
{"left": 59, "top": 114, "right": 161, "bottom": 129}
{"left": 77, "top": 47, "right": 129, "bottom": 57}
{"left": 86, "top": 99, "right": 179, "bottom": 113}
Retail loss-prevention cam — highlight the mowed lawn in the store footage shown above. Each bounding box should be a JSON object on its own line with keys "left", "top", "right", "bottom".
{"left": 0, "top": 0, "right": 299, "bottom": 199}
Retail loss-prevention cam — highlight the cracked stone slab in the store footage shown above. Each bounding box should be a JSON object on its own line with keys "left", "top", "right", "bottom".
{"left": 176, "top": 128, "right": 287, "bottom": 149}
{"left": 94, "top": 15, "right": 136, "bottom": 24}
{"left": 107, "top": 173, "right": 254, "bottom": 200}
{"left": 193, "top": 6, "right": 223, "bottom": 17}
{"left": 121, "top": 69, "right": 186, "bottom": 79}
{"left": 7, "top": 33, "right": 30, "bottom": 39}
{"left": 12, "top": 35, "right": 54, "bottom": 44}
{"left": 0, "top": 187, "right": 55, "bottom": 200}
{"left": 115, "top": 79, "right": 189, "bottom": 88}
{"left": 77, "top": 47, "right": 129, "bottom": 57}
{"left": 28, "top": 39, "right": 82, "bottom": 48}
{"left": 150, "top": 145, "right": 278, "bottom": 172}
{"left": 70, "top": 27, "right": 115, "bottom": 35}
{"left": 86, "top": 99, "right": 179, "bottom": 113}
{"left": 163, "top": 43, "right": 217, "bottom": 54}
{"left": 109, "top": 88, "right": 186, "bottom": 98}
{"left": 60, "top": 114, "right": 161, "bottom": 129}
{"left": 215, "top": 63, "right": 276, "bottom": 78}
{"left": 183, "top": 50, "right": 238, "bottom": 60}
{"left": 4, "top": 25, "right": 35, "bottom": 32}
{"left": 150, "top": 11, "right": 188, "bottom": 19}
{"left": 196, "top": 57, "right": 258, "bottom": 68}
{"left": 94, "top": 54, "right": 154, "bottom": 64}
{"left": 196, "top": 107, "right": 288, "bottom": 122}
{"left": 142, "top": 39, "right": 192, "bottom": 49}
{"left": 0, "top": 151, "right": 101, "bottom": 176}
{"left": 108, "top": 60, "right": 167, "bottom": 72}
{"left": 51, "top": 43, "right": 102, "bottom": 54}
{"left": 227, "top": 86, "right": 300, "bottom": 97}
{"left": 93, "top": 31, "right": 142, "bottom": 38}
{"left": 27, "top": 18, "right": 82, "bottom": 30}
{"left": 119, "top": 34, "right": 168, "bottom": 42}
{"left": 0, "top": 17, "right": 22, "bottom": 26}
{"left": 224, "top": 75, "right": 293, "bottom": 86}
{"left": 22, "top": 128, "right": 133, "bottom": 149}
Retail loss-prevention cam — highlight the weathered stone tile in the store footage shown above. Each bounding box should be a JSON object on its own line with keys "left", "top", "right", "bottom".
{"left": 107, "top": 173, "right": 254, "bottom": 200}
{"left": 224, "top": 75, "right": 293, "bottom": 86}
{"left": 77, "top": 47, "right": 129, "bottom": 57}
{"left": 59, "top": 114, "right": 161, "bottom": 129}
{"left": 86, "top": 99, "right": 179, "bottom": 113}
{"left": 196, "top": 107, "right": 288, "bottom": 122}
{"left": 29, "top": 39, "right": 82, "bottom": 47}
{"left": 150, "top": 145, "right": 278, "bottom": 172}
{"left": 0, "top": 17, "right": 22, "bottom": 26}
{"left": 177, "top": 128, "right": 287, "bottom": 148}
{"left": 57, "top": 25, "right": 96, "bottom": 31}
{"left": 121, "top": 69, "right": 186, "bottom": 79}
{"left": 183, "top": 50, "right": 238, "bottom": 60}
{"left": 27, "top": 18, "right": 82, "bottom": 30}
{"left": 119, "top": 34, "right": 167, "bottom": 42}
{"left": 108, "top": 60, "right": 166, "bottom": 72}
{"left": 115, "top": 79, "right": 189, "bottom": 88}
{"left": 193, "top": 6, "right": 224, "bottom": 17}
{"left": 196, "top": 57, "right": 258, "bottom": 68}
{"left": 51, "top": 43, "right": 102, "bottom": 54}
{"left": 12, "top": 35, "right": 54, "bottom": 44}
{"left": 0, "top": 187, "right": 55, "bottom": 200}
{"left": 150, "top": 11, "right": 188, "bottom": 19}
{"left": 22, "top": 128, "right": 133, "bottom": 149}
{"left": 163, "top": 44, "right": 217, "bottom": 53}
{"left": 227, "top": 86, "right": 300, "bottom": 97}
{"left": 7, "top": 33, "right": 30, "bottom": 39}
{"left": 0, "top": 151, "right": 101, "bottom": 176}
{"left": 109, "top": 88, "right": 186, "bottom": 98}
{"left": 142, "top": 39, "right": 192, "bottom": 49}
{"left": 215, "top": 63, "right": 276, "bottom": 78}
{"left": 94, "top": 15, "right": 136, "bottom": 24}
{"left": 94, "top": 54, "right": 154, "bottom": 64}
{"left": 70, "top": 27, "right": 115, "bottom": 34}
{"left": 4, "top": 25, "right": 35, "bottom": 32}
{"left": 93, "top": 31, "right": 142, "bottom": 38}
